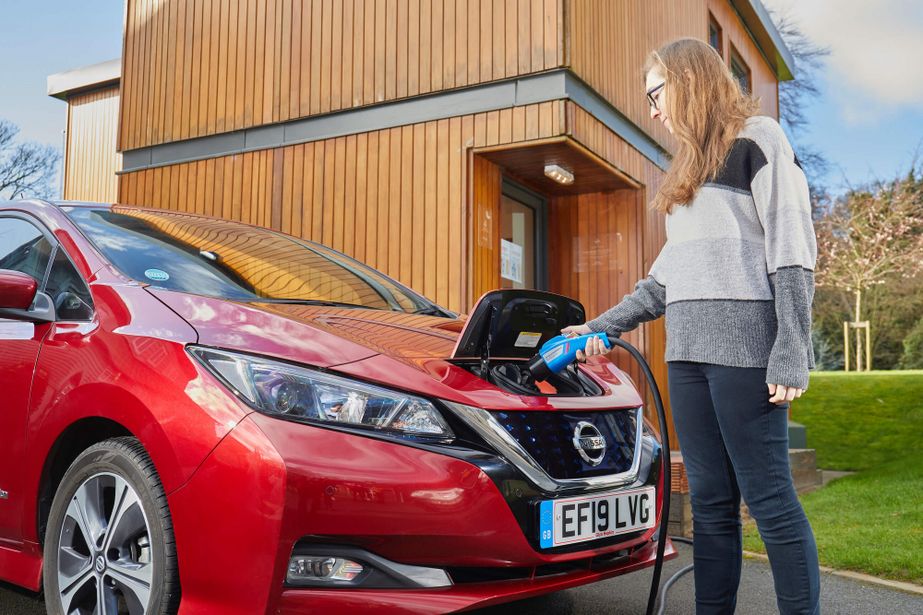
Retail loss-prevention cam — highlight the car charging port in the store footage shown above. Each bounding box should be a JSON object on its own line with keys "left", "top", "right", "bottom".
{"left": 452, "top": 359, "right": 603, "bottom": 397}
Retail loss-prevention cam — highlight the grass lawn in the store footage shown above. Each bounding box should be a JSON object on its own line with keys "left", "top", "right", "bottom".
{"left": 742, "top": 370, "right": 923, "bottom": 585}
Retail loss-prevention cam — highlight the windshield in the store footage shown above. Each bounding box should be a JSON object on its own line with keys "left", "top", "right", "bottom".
{"left": 65, "top": 207, "right": 442, "bottom": 314}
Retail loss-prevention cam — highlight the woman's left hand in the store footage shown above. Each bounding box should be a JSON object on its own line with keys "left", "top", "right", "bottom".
{"left": 768, "top": 383, "right": 803, "bottom": 404}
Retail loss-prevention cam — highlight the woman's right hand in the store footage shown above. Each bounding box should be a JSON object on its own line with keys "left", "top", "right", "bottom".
{"left": 560, "top": 324, "right": 608, "bottom": 363}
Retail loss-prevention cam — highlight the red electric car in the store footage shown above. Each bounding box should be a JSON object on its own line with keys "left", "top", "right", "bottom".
{"left": 0, "top": 199, "right": 674, "bottom": 615}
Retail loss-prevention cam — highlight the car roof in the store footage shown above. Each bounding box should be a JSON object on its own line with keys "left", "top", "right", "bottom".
{"left": 0, "top": 199, "right": 113, "bottom": 211}
{"left": 50, "top": 200, "right": 117, "bottom": 209}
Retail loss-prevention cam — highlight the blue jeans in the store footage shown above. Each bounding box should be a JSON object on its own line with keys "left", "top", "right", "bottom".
{"left": 668, "top": 361, "right": 821, "bottom": 615}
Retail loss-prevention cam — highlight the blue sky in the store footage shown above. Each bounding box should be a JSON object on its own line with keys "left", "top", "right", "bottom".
{"left": 0, "top": 1, "right": 122, "bottom": 149}
{"left": 763, "top": 0, "right": 923, "bottom": 193}
{"left": 0, "top": 1, "right": 920, "bottom": 198}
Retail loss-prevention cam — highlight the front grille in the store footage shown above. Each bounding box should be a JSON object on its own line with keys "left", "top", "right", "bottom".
{"left": 491, "top": 410, "right": 637, "bottom": 479}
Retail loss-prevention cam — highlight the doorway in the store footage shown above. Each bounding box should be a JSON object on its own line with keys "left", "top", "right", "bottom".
{"left": 499, "top": 178, "right": 548, "bottom": 291}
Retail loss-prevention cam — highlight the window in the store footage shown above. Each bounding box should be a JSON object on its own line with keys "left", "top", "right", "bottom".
{"left": 44, "top": 248, "right": 94, "bottom": 321}
{"left": 729, "top": 45, "right": 751, "bottom": 93}
{"left": 708, "top": 14, "right": 723, "bottom": 58}
{"left": 0, "top": 217, "right": 53, "bottom": 283}
{"left": 0, "top": 216, "right": 93, "bottom": 320}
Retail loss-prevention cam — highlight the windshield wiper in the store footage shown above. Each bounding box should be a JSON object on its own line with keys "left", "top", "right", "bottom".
{"left": 256, "top": 299, "right": 373, "bottom": 310}
{"left": 411, "top": 306, "right": 453, "bottom": 317}
{"left": 256, "top": 298, "right": 452, "bottom": 316}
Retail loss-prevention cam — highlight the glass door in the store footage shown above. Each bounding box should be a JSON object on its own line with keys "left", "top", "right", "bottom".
{"left": 499, "top": 179, "right": 547, "bottom": 290}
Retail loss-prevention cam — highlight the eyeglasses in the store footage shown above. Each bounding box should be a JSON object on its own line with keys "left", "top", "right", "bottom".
{"left": 646, "top": 82, "right": 665, "bottom": 111}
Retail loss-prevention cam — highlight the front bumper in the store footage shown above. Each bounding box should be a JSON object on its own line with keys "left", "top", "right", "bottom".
{"left": 168, "top": 407, "right": 674, "bottom": 615}
{"left": 276, "top": 536, "right": 676, "bottom": 614}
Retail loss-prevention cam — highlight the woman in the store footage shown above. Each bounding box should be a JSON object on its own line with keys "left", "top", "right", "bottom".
{"left": 563, "top": 38, "right": 821, "bottom": 614}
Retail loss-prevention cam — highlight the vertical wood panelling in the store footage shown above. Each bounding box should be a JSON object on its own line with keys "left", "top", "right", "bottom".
{"left": 707, "top": 0, "right": 779, "bottom": 118}
{"left": 548, "top": 188, "right": 674, "bottom": 446}
{"left": 471, "top": 155, "right": 502, "bottom": 301}
{"left": 567, "top": 0, "right": 781, "bottom": 154}
{"left": 119, "top": 100, "right": 563, "bottom": 315}
{"left": 119, "top": 0, "right": 565, "bottom": 151}
{"left": 63, "top": 86, "right": 122, "bottom": 203}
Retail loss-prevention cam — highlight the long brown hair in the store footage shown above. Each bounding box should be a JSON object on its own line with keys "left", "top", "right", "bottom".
{"left": 646, "top": 38, "right": 761, "bottom": 215}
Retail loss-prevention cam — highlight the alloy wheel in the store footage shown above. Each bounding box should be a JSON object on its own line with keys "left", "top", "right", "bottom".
{"left": 56, "top": 472, "right": 153, "bottom": 615}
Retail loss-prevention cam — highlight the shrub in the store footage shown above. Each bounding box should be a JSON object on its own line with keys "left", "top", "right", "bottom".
{"left": 812, "top": 327, "right": 844, "bottom": 371}
{"left": 898, "top": 317, "right": 923, "bottom": 369}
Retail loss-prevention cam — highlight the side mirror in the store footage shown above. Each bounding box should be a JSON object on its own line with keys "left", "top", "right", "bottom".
{"left": 0, "top": 270, "right": 38, "bottom": 310}
{"left": 0, "top": 269, "right": 56, "bottom": 323}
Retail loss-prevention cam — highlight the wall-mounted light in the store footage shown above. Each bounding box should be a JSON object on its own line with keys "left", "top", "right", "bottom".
{"left": 544, "top": 164, "right": 574, "bottom": 185}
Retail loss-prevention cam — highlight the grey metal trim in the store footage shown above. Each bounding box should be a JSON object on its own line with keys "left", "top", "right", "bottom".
{"left": 151, "top": 131, "right": 245, "bottom": 166}
{"left": 121, "top": 69, "right": 669, "bottom": 173}
{"left": 563, "top": 72, "right": 670, "bottom": 169}
{"left": 246, "top": 124, "right": 285, "bottom": 149}
{"left": 47, "top": 58, "right": 121, "bottom": 100}
{"left": 384, "top": 559, "right": 453, "bottom": 588}
{"left": 516, "top": 70, "right": 567, "bottom": 105}
{"left": 444, "top": 402, "right": 646, "bottom": 495}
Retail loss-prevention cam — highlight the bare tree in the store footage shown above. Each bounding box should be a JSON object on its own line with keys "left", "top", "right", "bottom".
{"left": 766, "top": 8, "right": 831, "bottom": 210}
{"left": 771, "top": 12, "right": 828, "bottom": 134}
{"left": 815, "top": 171, "right": 923, "bottom": 369}
{"left": 0, "top": 119, "right": 60, "bottom": 200}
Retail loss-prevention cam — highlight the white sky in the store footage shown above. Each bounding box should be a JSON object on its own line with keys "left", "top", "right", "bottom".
{"left": 763, "top": 0, "right": 923, "bottom": 122}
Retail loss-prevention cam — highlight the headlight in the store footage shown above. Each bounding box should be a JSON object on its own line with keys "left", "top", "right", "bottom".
{"left": 188, "top": 346, "right": 454, "bottom": 439}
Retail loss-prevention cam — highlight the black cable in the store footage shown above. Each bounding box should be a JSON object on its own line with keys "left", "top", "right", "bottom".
{"left": 657, "top": 562, "right": 695, "bottom": 615}
{"left": 605, "top": 336, "right": 671, "bottom": 615}
{"left": 653, "top": 536, "right": 696, "bottom": 615}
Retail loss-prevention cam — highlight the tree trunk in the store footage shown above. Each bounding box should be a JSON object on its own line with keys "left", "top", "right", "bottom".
{"left": 854, "top": 288, "right": 863, "bottom": 371}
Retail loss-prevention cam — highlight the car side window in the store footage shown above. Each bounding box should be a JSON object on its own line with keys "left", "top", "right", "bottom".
{"left": 44, "top": 247, "right": 94, "bottom": 321}
{"left": 0, "top": 217, "right": 54, "bottom": 283}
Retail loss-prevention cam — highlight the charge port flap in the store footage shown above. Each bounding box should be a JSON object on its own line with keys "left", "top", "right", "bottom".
{"left": 451, "top": 289, "right": 586, "bottom": 360}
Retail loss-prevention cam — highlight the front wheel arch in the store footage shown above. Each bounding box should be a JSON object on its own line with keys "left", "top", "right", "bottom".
{"left": 42, "top": 436, "right": 181, "bottom": 615}
{"left": 36, "top": 417, "right": 133, "bottom": 545}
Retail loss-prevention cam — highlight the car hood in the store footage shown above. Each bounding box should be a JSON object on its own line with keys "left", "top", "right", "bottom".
{"left": 147, "top": 288, "right": 642, "bottom": 410}
{"left": 147, "top": 288, "right": 462, "bottom": 367}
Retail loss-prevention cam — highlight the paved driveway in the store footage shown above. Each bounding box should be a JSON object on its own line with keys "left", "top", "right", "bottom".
{"left": 5, "top": 544, "right": 921, "bottom": 614}
{"left": 472, "top": 545, "right": 923, "bottom": 615}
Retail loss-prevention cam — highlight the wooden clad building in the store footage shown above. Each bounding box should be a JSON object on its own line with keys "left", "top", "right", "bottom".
{"left": 50, "top": 0, "right": 795, "bottom": 450}
{"left": 47, "top": 59, "right": 122, "bottom": 203}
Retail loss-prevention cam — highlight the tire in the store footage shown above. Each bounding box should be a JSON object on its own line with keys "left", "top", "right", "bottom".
{"left": 43, "top": 437, "right": 180, "bottom": 615}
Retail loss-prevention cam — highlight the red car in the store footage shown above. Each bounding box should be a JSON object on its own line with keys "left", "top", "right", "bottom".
{"left": 0, "top": 200, "right": 674, "bottom": 615}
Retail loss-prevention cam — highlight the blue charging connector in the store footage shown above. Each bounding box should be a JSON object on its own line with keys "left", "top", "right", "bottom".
{"left": 526, "top": 332, "right": 611, "bottom": 380}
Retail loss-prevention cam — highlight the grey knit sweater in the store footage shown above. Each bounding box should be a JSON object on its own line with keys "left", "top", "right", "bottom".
{"left": 586, "top": 115, "right": 816, "bottom": 389}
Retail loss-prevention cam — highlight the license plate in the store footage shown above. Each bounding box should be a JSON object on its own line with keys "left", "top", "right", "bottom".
{"left": 538, "top": 487, "right": 656, "bottom": 548}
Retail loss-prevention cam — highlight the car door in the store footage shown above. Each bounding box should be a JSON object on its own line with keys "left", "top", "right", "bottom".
{"left": 0, "top": 215, "right": 55, "bottom": 544}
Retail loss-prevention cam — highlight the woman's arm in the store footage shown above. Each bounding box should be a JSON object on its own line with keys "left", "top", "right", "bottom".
{"left": 584, "top": 274, "right": 666, "bottom": 336}
{"left": 751, "top": 118, "right": 817, "bottom": 391}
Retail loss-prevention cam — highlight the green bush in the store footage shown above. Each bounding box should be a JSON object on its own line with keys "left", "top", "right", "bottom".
{"left": 898, "top": 317, "right": 923, "bottom": 369}
{"left": 811, "top": 328, "right": 843, "bottom": 371}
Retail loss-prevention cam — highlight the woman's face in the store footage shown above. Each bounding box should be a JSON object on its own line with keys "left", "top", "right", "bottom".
{"left": 646, "top": 67, "right": 673, "bottom": 134}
